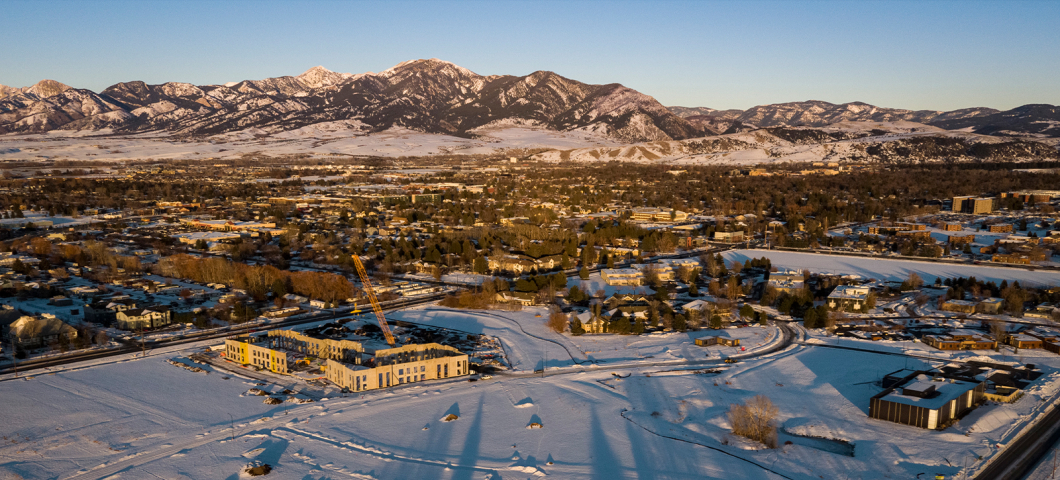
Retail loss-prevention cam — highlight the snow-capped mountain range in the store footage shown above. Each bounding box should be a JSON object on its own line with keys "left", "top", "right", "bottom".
{"left": 0, "top": 59, "right": 696, "bottom": 142}
{"left": 1, "top": 59, "right": 1058, "bottom": 142}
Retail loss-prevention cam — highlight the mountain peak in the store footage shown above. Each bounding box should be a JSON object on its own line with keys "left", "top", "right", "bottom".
{"left": 295, "top": 65, "right": 352, "bottom": 89}
{"left": 381, "top": 58, "right": 479, "bottom": 79}
{"left": 27, "top": 79, "right": 71, "bottom": 98}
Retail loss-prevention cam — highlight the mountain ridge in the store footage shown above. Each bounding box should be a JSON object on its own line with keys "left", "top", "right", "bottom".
{"left": 0, "top": 59, "right": 704, "bottom": 142}
{"left": 666, "top": 100, "right": 1060, "bottom": 138}
{"left": 1, "top": 60, "right": 1058, "bottom": 141}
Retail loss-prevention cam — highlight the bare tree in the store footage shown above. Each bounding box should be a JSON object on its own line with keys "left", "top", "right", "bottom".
{"left": 727, "top": 395, "right": 778, "bottom": 448}
{"left": 546, "top": 307, "right": 567, "bottom": 333}
{"left": 989, "top": 319, "right": 1009, "bottom": 350}
{"left": 726, "top": 276, "right": 741, "bottom": 304}
{"left": 642, "top": 264, "right": 662, "bottom": 288}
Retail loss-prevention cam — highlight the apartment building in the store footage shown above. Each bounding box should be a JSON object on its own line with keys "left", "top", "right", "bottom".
{"left": 325, "top": 343, "right": 469, "bottom": 392}
{"left": 953, "top": 196, "right": 995, "bottom": 214}
{"left": 601, "top": 268, "right": 644, "bottom": 286}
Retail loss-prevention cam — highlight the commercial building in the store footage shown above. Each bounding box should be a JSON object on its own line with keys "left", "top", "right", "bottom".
{"left": 630, "top": 207, "right": 688, "bottom": 223}
{"left": 869, "top": 372, "right": 985, "bottom": 430}
{"left": 713, "top": 231, "right": 746, "bottom": 243}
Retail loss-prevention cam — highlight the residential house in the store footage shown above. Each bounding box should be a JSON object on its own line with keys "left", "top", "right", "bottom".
{"left": 4, "top": 314, "right": 77, "bottom": 348}
{"left": 827, "top": 285, "right": 871, "bottom": 312}
{"left": 115, "top": 307, "right": 172, "bottom": 330}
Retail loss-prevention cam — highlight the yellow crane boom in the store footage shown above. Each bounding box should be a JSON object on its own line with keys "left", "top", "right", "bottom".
{"left": 351, "top": 255, "right": 397, "bottom": 346}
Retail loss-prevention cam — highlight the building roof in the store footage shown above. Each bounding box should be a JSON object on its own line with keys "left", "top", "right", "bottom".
{"left": 882, "top": 374, "right": 978, "bottom": 410}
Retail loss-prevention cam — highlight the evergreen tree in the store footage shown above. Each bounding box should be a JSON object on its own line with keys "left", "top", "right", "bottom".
{"left": 673, "top": 314, "right": 687, "bottom": 332}
{"left": 613, "top": 317, "right": 632, "bottom": 334}
{"left": 739, "top": 304, "right": 754, "bottom": 318}
{"left": 632, "top": 317, "right": 645, "bottom": 335}
{"left": 579, "top": 267, "right": 590, "bottom": 280}
{"left": 570, "top": 317, "right": 585, "bottom": 335}
{"left": 804, "top": 308, "right": 818, "bottom": 328}
{"left": 710, "top": 314, "right": 722, "bottom": 329}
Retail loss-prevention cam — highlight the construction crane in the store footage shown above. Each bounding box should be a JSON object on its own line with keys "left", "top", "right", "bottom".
{"left": 351, "top": 255, "right": 397, "bottom": 346}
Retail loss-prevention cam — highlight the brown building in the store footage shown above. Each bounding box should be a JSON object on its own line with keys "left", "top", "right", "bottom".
{"left": 923, "top": 332, "right": 997, "bottom": 351}
{"left": 869, "top": 372, "right": 985, "bottom": 430}
{"left": 988, "top": 224, "right": 1014, "bottom": 233}
{"left": 695, "top": 336, "right": 740, "bottom": 347}
{"left": 1007, "top": 335, "right": 1043, "bottom": 349}
{"left": 992, "top": 253, "right": 1031, "bottom": 265}
{"left": 941, "top": 223, "right": 962, "bottom": 232}
{"left": 949, "top": 234, "right": 975, "bottom": 245}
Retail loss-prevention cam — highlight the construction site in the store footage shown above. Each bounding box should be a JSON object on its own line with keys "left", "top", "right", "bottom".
{"left": 219, "top": 255, "right": 500, "bottom": 392}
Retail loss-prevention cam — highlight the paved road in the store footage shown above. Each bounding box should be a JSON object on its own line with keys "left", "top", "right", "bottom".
{"left": 0, "top": 294, "right": 446, "bottom": 378}
{"left": 974, "top": 401, "right": 1060, "bottom": 480}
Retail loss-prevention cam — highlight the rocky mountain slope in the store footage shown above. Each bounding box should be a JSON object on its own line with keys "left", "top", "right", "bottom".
{"left": 532, "top": 121, "right": 1059, "bottom": 164}
{"left": 669, "top": 99, "right": 1060, "bottom": 138}
{"left": 2, "top": 62, "right": 1057, "bottom": 145}
{"left": 667, "top": 100, "right": 1058, "bottom": 138}
{"left": 0, "top": 59, "right": 705, "bottom": 142}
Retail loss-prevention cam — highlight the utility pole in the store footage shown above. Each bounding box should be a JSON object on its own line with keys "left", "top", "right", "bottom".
{"left": 140, "top": 323, "right": 146, "bottom": 357}
{"left": 229, "top": 413, "right": 235, "bottom": 441}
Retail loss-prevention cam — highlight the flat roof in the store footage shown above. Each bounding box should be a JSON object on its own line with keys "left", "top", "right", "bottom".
{"left": 882, "top": 375, "right": 978, "bottom": 410}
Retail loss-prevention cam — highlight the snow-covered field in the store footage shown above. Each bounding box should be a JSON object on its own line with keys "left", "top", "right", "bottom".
{"left": 2, "top": 304, "right": 1058, "bottom": 479}
{"left": 724, "top": 249, "right": 1060, "bottom": 287}
{"left": 0, "top": 125, "right": 618, "bottom": 161}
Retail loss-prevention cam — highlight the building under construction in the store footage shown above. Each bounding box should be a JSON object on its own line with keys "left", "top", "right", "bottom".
{"left": 224, "top": 329, "right": 470, "bottom": 391}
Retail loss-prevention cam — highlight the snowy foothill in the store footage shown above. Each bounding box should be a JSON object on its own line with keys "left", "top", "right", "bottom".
{"left": 0, "top": 125, "right": 618, "bottom": 161}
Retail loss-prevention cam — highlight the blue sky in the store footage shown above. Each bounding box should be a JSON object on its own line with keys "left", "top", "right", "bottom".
{"left": 2, "top": 0, "right": 1058, "bottom": 111}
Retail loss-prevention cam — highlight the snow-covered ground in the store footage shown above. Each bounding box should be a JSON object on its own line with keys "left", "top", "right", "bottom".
{"left": 724, "top": 249, "right": 1060, "bottom": 287}
{"left": 0, "top": 125, "right": 619, "bottom": 161}
{"left": 2, "top": 304, "right": 1057, "bottom": 479}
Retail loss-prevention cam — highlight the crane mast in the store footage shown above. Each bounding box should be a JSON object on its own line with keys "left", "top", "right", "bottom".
{"left": 351, "top": 255, "right": 397, "bottom": 346}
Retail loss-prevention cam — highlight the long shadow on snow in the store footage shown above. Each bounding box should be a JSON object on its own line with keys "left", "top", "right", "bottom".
{"left": 795, "top": 347, "right": 929, "bottom": 415}
{"left": 453, "top": 394, "right": 486, "bottom": 480}
{"left": 590, "top": 407, "right": 624, "bottom": 478}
